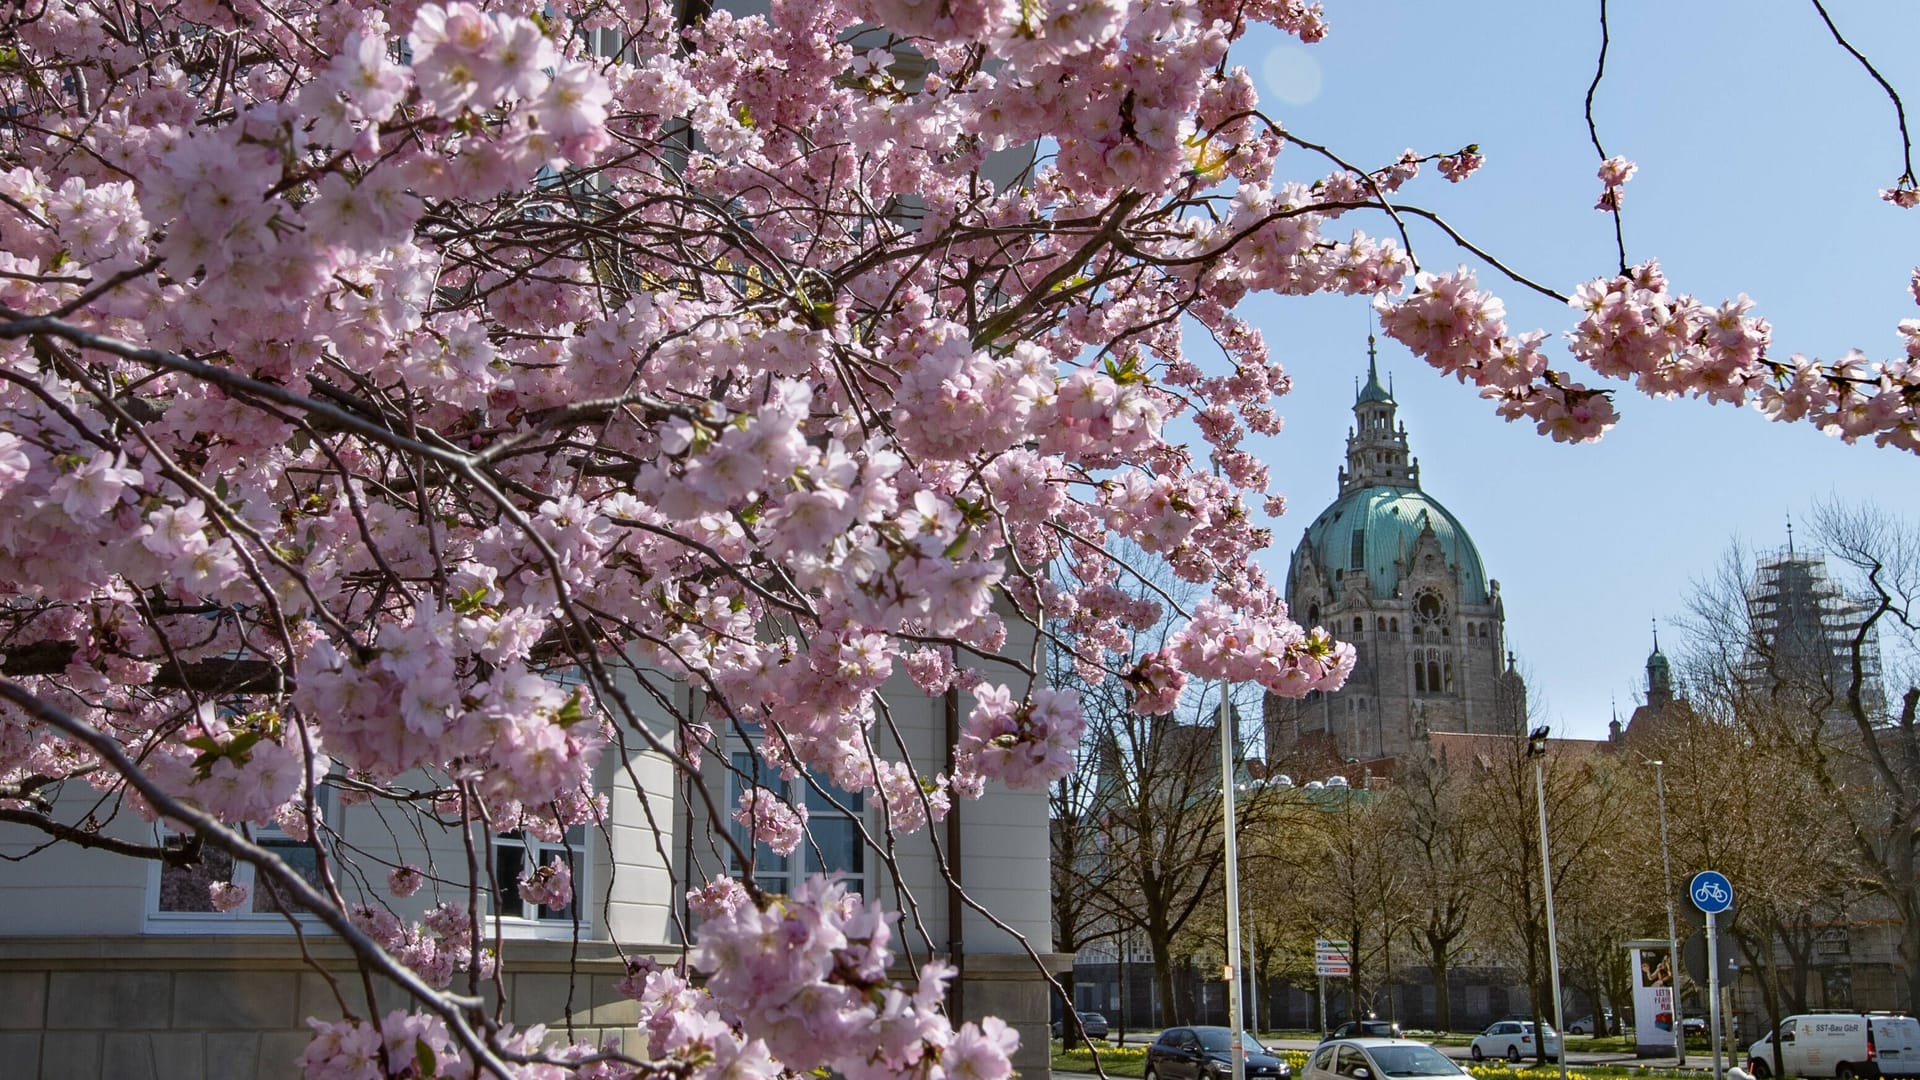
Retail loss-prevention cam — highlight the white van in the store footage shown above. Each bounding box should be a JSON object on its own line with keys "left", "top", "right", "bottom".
{"left": 1745, "top": 1013, "right": 1920, "bottom": 1079}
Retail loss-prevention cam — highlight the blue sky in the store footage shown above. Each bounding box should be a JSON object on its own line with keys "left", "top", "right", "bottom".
{"left": 1229, "top": 1, "right": 1920, "bottom": 738}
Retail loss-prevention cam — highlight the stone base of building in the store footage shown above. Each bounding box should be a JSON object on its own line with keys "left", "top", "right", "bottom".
{"left": 0, "top": 937, "right": 1069, "bottom": 1080}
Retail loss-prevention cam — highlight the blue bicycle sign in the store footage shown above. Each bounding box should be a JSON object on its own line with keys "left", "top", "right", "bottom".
{"left": 1690, "top": 870, "right": 1734, "bottom": 914}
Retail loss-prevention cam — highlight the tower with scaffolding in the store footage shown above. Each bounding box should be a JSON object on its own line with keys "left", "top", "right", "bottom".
{"left": 1742, "top": 540, "right": 1887, "bottom": 727}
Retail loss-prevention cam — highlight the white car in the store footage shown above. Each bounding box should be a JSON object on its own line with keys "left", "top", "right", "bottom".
{"left": 1470, "top": 1021, "right": 1561, "bottom": 1062}
{"left": 1302, "top": 1039, "right": 1468, "bottom": 1080}
{"left": 1746, "top": 1013, "right": 1920, "bottom": 1079}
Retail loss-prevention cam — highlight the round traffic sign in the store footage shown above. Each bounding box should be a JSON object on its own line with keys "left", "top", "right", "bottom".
{"left": 1689, "top": 870, "right": 1733, "bottom": 914}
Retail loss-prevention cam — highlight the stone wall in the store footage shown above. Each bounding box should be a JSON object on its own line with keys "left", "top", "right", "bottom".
{"left": 0, "top": 936, "right": 1064, "bottom": 1080}
{"left": 0, "top": 936, "right": 639, "bottom": 1080}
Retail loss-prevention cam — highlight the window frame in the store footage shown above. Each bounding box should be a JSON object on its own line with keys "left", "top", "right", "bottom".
{"left": 143, "top": 789, "right": 336, "bottom": 935}
{"left": 725, "top": 743, "right": 868, "bottom": 898}
{"left": 486, "top": 825, "right": 591, "bottom": 940}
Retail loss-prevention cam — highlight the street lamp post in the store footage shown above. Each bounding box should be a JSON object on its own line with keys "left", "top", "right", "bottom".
{"left": 1647, "top": 759, "right": 1686, "bottom": 1067}
{"left": 1220, "top": 687, "right": 1246, "bottom": 1080}
{"left": 1527, "top": 726, "right": 1570, "bottom": 1080}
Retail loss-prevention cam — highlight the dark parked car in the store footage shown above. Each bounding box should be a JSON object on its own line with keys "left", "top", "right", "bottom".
{"left": 1051, "top": 1011, "right": 1111, "bottom": 1040}
{"left": 1146, "top": 1027, "right": 1292, "bottom": 1080}
{"left": 1323, "top": 1020, "right": 1404, "bottom": 1042}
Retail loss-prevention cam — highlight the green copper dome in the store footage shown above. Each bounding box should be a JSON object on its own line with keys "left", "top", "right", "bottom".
{"left": 1297, "top": 485, "right": 1490, "bottom": 605}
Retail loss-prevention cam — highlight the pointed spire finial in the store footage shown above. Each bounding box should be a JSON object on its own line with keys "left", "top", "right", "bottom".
{"left": 1651, "top": 616, "right": 1659, "bottom": 653}
{"left": 1356, "top": 336, "right": 1393, "bottom": 405}
{"left": 1787, "top": 511, "right": 1795, "bottom": 556}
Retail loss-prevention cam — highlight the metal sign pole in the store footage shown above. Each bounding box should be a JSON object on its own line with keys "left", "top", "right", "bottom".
{"left": 1247, "top": 921, "right": 1259, "bottom": 1038}
{"left": 1318, "top": 974, "right": 1327, "bottom": 1037}
{"left": 1707, "top": 911, "right": 1723, "bottom": 1080}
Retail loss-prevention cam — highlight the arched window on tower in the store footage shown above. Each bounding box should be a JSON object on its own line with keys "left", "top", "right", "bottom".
{"left": 1353, "top": 616, "right": 1364, "bottom": 634}
{"left": 1413, "top": 659, "right": 1425, "bottom": 693}
{"left": 1376, "top": 616, "right": 1386, "bottom": 631}
{"left": 1426, "top": 653, "right": 1441, "bottom": 695}
{"left": 1444, "top": 658, "right": 1455, "bottom": 692}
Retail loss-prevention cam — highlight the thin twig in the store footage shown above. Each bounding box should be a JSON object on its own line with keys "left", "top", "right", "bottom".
{"left": 1810, "top": 0, "right": 1916, "bottom": 185}
{"left": 1584, "top": 0, "right": 1628, "bottom": 272}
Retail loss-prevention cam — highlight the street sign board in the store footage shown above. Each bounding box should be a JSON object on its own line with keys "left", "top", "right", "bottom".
{"left": 1689, "top": 870, "right": 1734, "bottom": 914}
{"left": 1314, "top": 938, "right": 1349, "bottom": 976}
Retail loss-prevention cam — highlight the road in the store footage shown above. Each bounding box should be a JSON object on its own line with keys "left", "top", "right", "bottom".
{"left": 1089, "top": 1031, "right": 1702, "bottom": 1070}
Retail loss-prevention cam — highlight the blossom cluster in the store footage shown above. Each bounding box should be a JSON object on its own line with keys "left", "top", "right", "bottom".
{"left": 684, "top": 875, "right": 1019, "bottom": 1080}
{"left": 0, "top": 0, "right": 1912, "bottom": 1073}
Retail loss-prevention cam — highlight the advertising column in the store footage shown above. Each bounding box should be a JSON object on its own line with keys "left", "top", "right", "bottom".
{"left": 1629, "top": 942, "right": 1678, "bottom": 1058}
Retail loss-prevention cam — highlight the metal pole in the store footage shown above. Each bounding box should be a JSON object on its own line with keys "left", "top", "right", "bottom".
{"left": 1247, "top": 920, "right": 1259, "bottom": 1038}
{"left": 1707, "top": 911, "right": 1724, "bottom": 1080}
{"left": 1652, "top": 762, "right": 1687, "bottom": 1067}
{"left": 1220, "top": 688, "right": 1245, "bottom": 1080}
{"left": 1319, "top": 974, "right": 1327, "bottom": 1037}
{"left": 1534, "top": 758, "right": 1570, "bottom": 1080}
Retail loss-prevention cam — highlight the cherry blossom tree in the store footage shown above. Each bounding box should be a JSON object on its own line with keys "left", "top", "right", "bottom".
{"left": 0, "top": 0, "right": 1915, "bottom": 1075}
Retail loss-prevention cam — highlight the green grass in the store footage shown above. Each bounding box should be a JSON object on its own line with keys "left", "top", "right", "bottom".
{"left": 1047, "top": 1043, "right": 1711, "bottom": 1080}
{"left": 1050, "top": 1042, "right": 1150, "bottom": 1077}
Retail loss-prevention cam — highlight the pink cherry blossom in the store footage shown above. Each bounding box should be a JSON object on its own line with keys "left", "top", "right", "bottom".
{"left": 2, "top": 0, "right": 1915, "bottom": 1073}
{"left": 387, "top": 864, "right": 425, "bottom": 898}
{"left": 733, "top": 786, "right": 809, "bottom": 857}
{"left": 208, "top": 881, "right": 250, "bottom": 912}
{"left": 517, "top": 855, "right": 573, "bottom": 910}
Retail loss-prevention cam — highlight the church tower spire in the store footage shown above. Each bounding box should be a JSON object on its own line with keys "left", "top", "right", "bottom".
{"left": 1339, "top": 338, "right": 1420, "bottom": 495}
{"left": 1646, "top": 620, "right": 1674, "bottom": 710}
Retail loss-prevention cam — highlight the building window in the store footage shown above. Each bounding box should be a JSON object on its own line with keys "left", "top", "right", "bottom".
{"left": 1353, "top": 616, "right": 1364, "bottom": 634}
{"left": 491, "top": 828, "right": 584, "bottom": 924}
{"left": 148, "top": 791, "right": 333, "bottom": 931}
{"left": 729, "top": 749, "right": 866, "bottom": 897}
{"left": 1414, "top": 660, "right": 1426, "bottom": 693}
{"left": 1349, "top": 530, "right": 1365, "bottom": 571}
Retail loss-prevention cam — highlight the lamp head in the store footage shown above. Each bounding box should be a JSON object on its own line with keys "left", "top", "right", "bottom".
{"left": 1526, "top": 725, "right": 1550, "bottom": 757}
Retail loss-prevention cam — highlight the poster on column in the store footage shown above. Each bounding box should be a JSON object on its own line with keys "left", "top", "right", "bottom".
{"left": 1631, "top": 945, "right": 1677, "bottom": 1056}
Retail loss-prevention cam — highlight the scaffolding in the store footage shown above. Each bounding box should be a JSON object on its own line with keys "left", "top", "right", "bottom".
{"left": 1743, "top": 550, "right": 1886, "bottom": 725}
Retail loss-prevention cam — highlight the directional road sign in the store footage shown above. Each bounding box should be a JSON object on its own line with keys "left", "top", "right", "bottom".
{"left": 1689, "top": 870, "right": 1734, "bottom": 915}
{"left": 1314, "top": 938, "right": 1350, "bottom": 976}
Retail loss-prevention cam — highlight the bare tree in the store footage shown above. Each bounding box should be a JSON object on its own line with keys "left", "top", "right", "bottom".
{"left": 1680, "top": 505, "right": 1920, "bottom": 1015}
{"left": 1049, "top": 644, "right": 1121, "bottom": 1048}
{"left": 1464, "top": 732, "right": 1633, "bottom": 1062}
{"left": 1396, "top": 751, "right": 1482, "bottom": 1031}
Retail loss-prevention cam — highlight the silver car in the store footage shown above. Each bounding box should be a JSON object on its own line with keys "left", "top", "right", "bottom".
{"left": 1302, "top": 1039, "right": 1468, "bottom": 1080}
